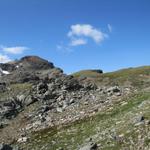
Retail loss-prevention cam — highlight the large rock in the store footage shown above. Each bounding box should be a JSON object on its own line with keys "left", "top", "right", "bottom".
{"left": 61, "top": 75, "right": 83, "bottom": 91}
{"left": 0, "top": 99, "right": 22, "bottom": 120}
{"left": 0, "top": 143, "right": 13, "bottom": 150}
{"left": 0, "top": 82, "right": 6, "bottom": 92}
{"left": 17, "top": 95, "right": 37, "bottom": 106}
{"left": 79, "top": 143, "right": 98, "bottom": 150}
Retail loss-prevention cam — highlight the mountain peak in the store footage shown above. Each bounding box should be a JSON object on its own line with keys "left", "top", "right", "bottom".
{"left": 18, "top": 56, "right": 54, "bottom": 70}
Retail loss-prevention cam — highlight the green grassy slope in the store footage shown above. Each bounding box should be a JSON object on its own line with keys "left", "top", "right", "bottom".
{"left": 72, "top": 66, "right": 150, "bottom": 87}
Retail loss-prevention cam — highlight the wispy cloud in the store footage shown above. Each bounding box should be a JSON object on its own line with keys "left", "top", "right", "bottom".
{"left": 108, "top": 24, "right": 112, "bottom": 33}
{"left": 56, "top": 44, "right": 73, "bottom": 53}
{"left": 1, "top": 46, "right": 29, "bottom": 54}
{"left": 0, "top": 45, "right": 30, "bottom": 63}
{"left": 0, "top": 54, "right": 11, "bottom": 63}
{"left": 68, "top": 24, "right": 107, "bottom": 44}
{"left": 70, "top": 38, "right": 87, "bottom": 46}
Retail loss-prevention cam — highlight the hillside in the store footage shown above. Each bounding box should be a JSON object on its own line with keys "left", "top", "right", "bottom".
{"left": 73, "top": 66, "right": 150, "bottom": 87}
{"left": 0, "top": 56, "right": 150, "bottom": 150}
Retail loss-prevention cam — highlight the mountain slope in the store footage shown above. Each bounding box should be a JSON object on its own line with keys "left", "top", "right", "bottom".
{"left": 0, "top": 56, "right": 150, "bottom": 150}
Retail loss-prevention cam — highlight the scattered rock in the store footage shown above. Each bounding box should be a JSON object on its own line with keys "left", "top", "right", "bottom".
{"left": 0, "top": 100, "right": 19, "bottom": 119}
{"left": 139, "top": 116, "right": 145, "bottom": 122}
{"left": 107, "top": 86, "right": 120, "bottom": 92}
{"left": 79, "top": 142, "right": 98, "bottom": 150}
{"left": 56, "top": 107, "right": 63, "bottom": 113}
{"left": 17, "top": 137, "right": 28, "bottom": 143}
{"left": 134, "top": 115, "right": 145, "bottom": 124}
{"left": 24, "top": 95, "right": 37, "bottom": 106}
{"left": 146, "top": 120, "right": 150, "bottom": 125}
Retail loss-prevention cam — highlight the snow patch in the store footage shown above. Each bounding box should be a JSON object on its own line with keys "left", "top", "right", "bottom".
{"left": 0, "top": 67, "right": 10, "bottom": 75}
{"left": 2, "top": 70, "right": 10, "bottom": 74}
{"left": 16, "top": 65, "right": 19, "bottom": 68}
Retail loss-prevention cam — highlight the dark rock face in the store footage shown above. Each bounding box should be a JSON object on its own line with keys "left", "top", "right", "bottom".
{"left": 60, "top": 75, "right": 83, "bottom": 91}
{"left": 0, "top": 144, "right": 13, "bottom": 150}
{"left": 91, "top": 69, "right": 103, "bottom": 74}
{"left": 18, "top": 56, "right": 54, "bottom": 70}
{"left": 0, "top": 98, "right": 22, "bottom": 120}
{"left": 0, "top": 83, "right": 6, "bottom": 92}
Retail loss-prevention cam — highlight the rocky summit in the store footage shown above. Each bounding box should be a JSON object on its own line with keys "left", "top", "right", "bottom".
{"left": 0, "top": 56, "right": 150, "bottom": 150}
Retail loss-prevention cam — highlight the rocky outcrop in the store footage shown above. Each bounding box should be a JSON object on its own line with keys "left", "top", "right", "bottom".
{"left": 0, "top": 56, "right": 63, "bottom": 84}
{"left": 0, "top": 56, "right": 100, "bottom": 129}
{"left": 0, "top": 83, "right": 6, "bottom": 92}
{"left": 0, "top": 144, "right": 13, "bottom": 150}
{"left": 0, "top": 98, "right": 22, "bottom": 120}
{"left": 18, "top": 56, "right": 54, "bottom": 70}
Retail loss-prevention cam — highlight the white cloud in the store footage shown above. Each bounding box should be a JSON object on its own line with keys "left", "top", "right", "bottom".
{"left": 1, "top": 46, "right": 29, "bottom": 54}
{"left": 0, "top": 54, "right": 11, "bottom": 63}
{"left": 68, "top": 24, "right": 107, "bottom": 44}
{"left": 108, "top": 24, "right": 112, "bottom": 32}
{"left": 56, "top": 44, "right": 73, "bottom": 53}
{"left": 56, "top": 45, "right": 63, "bottom": 50}
{"left": 70, "top": 38, "right": 87, "bottom": 46}
{"left": 56, "top": 24, "right": 109, "bottom": 52}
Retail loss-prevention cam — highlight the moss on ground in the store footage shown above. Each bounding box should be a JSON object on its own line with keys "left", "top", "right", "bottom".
{"left": 0, "top": 83, "right": 32, "bottom": 100}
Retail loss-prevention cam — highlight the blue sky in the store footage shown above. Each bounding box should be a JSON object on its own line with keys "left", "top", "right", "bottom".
{"left": 0, "top": 0, "right": 150, "bottom": 74}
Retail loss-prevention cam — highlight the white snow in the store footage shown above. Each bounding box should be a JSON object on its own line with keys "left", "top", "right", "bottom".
{"left": 16, "top": 65, "right": 19, "bottom": 68}
{"left": 0, "top": 67, "right": 10, "bottom": 75}
{"left": 2, "top": 70, "right": 10, "bottom": 74}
